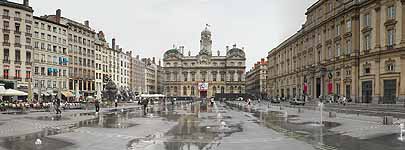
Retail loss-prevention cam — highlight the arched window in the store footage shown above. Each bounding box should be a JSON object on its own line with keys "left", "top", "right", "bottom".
{"left": 183, "top": 86, "right": 187, "bottom": 95}
{"left": 230, "top": 86, "right": 234, "bottom": 93}
{"left": 213, "top": 86, "right": 217, "bottom": 94}
{"left": 191, "top": 86, "right": 195, "bottom": 96}
{"left": 221, "top": 86, "right": 225, "bottom": 94}
{"left": 174, "top": 86, "right": 178, "bottom": 94}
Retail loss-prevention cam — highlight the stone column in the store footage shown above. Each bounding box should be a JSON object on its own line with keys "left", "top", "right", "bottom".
{"left": 399, "top": 55, "right": 405, "bottom": 103}
{"left": 401, "top": 0, "right": 405, "bottom": 44}
{"left": 375, "top": 6, "right": 381, "bottom": 48}
{"left": 373, "top": 59, "right": 381, "bottom": 104}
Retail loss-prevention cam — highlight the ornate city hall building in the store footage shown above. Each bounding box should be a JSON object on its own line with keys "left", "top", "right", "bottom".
{"left": 267, "top": 0, "right": 405, "bottom": 104}
{"left": 163, "top": 26, "right": 246, "bottom": 98}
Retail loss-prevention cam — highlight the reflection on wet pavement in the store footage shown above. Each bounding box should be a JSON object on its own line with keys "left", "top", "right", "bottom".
{"left": 227, "top": 102, "right": 405, "bottom": 150}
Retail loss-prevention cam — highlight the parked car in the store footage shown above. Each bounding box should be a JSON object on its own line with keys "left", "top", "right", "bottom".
{"left": 290, "top": 98, "right": 305, "bottom": 105}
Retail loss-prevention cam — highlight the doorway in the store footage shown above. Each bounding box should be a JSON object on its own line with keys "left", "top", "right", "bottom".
{"left": 383, "top": 79, "right": 397, "bottom": 104}
{"left": 361, "top": 81, "right": 372, "bottom": 103}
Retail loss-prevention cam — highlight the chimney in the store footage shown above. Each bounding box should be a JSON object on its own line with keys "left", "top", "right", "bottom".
{"left": 226, "top": 46, "right": 229, "bottom": 52}
{"left": 23, "top": 0, "right": 29, "bottom": 6}
{"left": 158, "top": 59, "right": 161, "bottom": 66}
{"left": 112, "top": 38, "right": 116, "bottom": 50}
{"left": 217, "top": 50, "right": 220, "bottom": 56}
{"left": 55, "top": 9, "right": 61, "bottom": 23}
{"left": 152, "top": 57, "right": 156, "bottom": 64}
{"left": 136, "top": 55, "right": 139, "bottom": 59}
{"left": 261, "top": 58, "right": 265, "bottom": 63}
{"left": 188, "top": 51, "right": 191, "bottom": 56}
{"left": 233, "top": 44, "right": 237, "bottom": 48}
{"left": 84, "top": 20, "right": 89, "bottom": 27}
{"left": 116, "top": 45, "right": 119, "bottom": 50}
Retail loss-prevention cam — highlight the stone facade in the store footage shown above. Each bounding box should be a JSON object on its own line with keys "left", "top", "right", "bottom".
{"left": 246, "top": 58, "right": 268, "bottom": 99}
{"left": 108, "top": 39, "right": 131, "bottom": 89}
{"left": 163, "top": 26, "right": 246, "bottom": 98}
{"left": 267, "top": 0, "right": 405, "bottom": 104}
{"left": 129, "top": 55, "right": 145, "bottom": 94}
{"left": 94, "top": 31, "right": 109, "bottom": 91}
{"left": 32, "top": 16, "right": 69, "bottom": 100}
{"left": 0, "top": 0, "right": 33, "bottom": 91}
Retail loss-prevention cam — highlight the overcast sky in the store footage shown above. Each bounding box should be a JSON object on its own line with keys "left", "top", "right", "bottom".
{"left": 13, "top": 0, "right": 317, "bottom": 68}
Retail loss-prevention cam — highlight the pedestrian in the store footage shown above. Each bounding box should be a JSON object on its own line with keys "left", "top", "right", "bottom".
{"left": 55, "top": 98, "right": 62, "bottom": 114}
{"left": 95, "top": 100, "right": 100, "bottom": 113}
{"left": 247, "top": 98, "right": 251, "bottom": 106}
{"left": 114, "top": 99, "right": 118, "bottom": 108}
{"left": 210, "top": 97, "right": 214, "bottom": 106}
{"left": 142, "top": 98, "right": 148, "bottom": 115}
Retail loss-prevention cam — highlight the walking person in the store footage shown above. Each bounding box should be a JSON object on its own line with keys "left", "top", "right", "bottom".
{"left": 95, "top": 100, "right": 100, "bottom": 113}
{"left": 142, "top": 98, "right": 149, "bottom": 115}
{"left": 55, "top": 98, "right": 62, "bottom": 114}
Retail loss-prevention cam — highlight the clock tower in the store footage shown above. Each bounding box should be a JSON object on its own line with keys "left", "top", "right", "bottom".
{"left": 200, "top": 24, "right": 212, "bottom": 55}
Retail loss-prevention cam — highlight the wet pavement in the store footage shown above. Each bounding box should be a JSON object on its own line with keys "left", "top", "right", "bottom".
{"left": 0, "top": 101, "right": 404, "bottom": 150}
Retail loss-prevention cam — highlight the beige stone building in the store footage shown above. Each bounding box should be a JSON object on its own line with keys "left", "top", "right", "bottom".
{"left": 32, "top": 15, "right": 69, "bottom": 101}
{"left": 246, "top": 58, "right": 268, "bottom": 99}
{"left": 267, "top": 0, "right": 405, "bottom": 104}
{"left": 163, "top": 26, "right": 246, "bottom": 98}
{"left": 95, "top": 31, "right": 109, "bottom": 91}
{"left": 129, "top": 55, "right": 145, "bottom": 94}
{"left": 0, "top": 0, "right": 33, "bottom": 92}
{"left": 44, "top": 10, "right": 96, "bottom": 98}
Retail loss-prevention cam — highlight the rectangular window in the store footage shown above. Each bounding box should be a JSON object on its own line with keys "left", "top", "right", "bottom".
{"left": 3, "top": 21, "right": 9, "bottom": 29}
{"left": 15, "top": 23, "right": 20, "bottom": 32}
{"left": 328, "top": 47, "right": 332, "bottom": 58}
{"left": 346, "top": 40, "right": 352, "bottom": 54}
{"left": 26, "top": 51, "right": 31, "bottom": 62}
{"left": 365, "top": 35, "right": 371, "bottom": 50}
{"left": 336, "top": 43, "right": 341, "bottom": 57}
{"left": 365, "top": 13, "right": 371, "bottom": 27}
{"left": 3, "top": 69, "right": 9, "bottom": 79}
{"left": 387, "top": 29, "right": 394, "bottom": 47}
{"left": 4, "top": 48, "right": 10, "bottom": 61}
{"left": 3, "top": 34, "right": 9, "bottom": 42}
{"left": 387, "top": 6, "right": 396, "bottom": 19}
{"left": 15, "top": 50, "right": 20, "bottom": 62}
{"left": 336, "top": 24, "right": 340, "bottom": 36}
{"left": 346, "top": 19, "right": 352, "bottom": 32}
{"left": 3, "top": 9, "right": 9, "bottom": 16}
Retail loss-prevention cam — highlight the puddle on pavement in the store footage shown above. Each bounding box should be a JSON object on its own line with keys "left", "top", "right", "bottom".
{"left": 26, "top": 115, "right": 71, "bottom": 121}
{"left": 127, "top": 103, "right": 243, "bottom": 150}
{"left": 2, "top": 112, "right": 28, "bottom": 115}
{"left": 227, "top": 102, "right": 405, "bottom": 150}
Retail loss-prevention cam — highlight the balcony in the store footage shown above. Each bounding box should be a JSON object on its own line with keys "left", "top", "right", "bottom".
{"left": 2, "top": 42, "right": 10, "bottom": 46}
{"left": 2, "top": 15, "right": 10, "bottom": 19}
{"left": 14, "top": 17, "right": 21, "bottom": 22}
{"left": 14, "top": 77, "right": 22, "bottom": 81}
{"left": 25, "top": 32, "right": 32, "bottom": 37}
{"left": 14, "top": 43, "right": 21, "bottom": 48}
{"left": 2, "top": 28, "right": 10, "bottom": 33}
{"left": 3, "top": 60, "right": 10, "bottom": 64}
{"left": 25, "top": 61, "right": 32, "bottom": 66}
{"left": 25, "top": 45, "right": 32, "bottom": 49}
{"left": 25, "top": 20, "right": 32, "bottom": 24}
{"left": 14, "top": 61, "right": 21, "bottom": 65}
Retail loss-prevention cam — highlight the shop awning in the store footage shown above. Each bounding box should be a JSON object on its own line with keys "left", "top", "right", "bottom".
{"left": 61, "top": 91, "right": 74, "bottom": 97}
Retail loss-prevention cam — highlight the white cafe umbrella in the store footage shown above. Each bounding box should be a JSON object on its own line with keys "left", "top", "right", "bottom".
{"left": 0, "top": 89, "right": 28, "bottom": 96}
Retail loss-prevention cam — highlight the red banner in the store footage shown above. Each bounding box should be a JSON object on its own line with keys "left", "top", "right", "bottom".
{"left": 303, "top": 83, "right": 308, "bottom": 94}
{"left": 328, "top": 82, "right": 333, "bottom": 94}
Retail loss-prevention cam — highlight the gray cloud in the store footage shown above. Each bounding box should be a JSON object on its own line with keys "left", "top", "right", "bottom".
{"left": 14, "top": 0, "right": 317, "bottom": 68}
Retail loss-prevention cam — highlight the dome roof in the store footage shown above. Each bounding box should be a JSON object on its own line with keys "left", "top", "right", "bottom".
{"left": 227, "top": 47, "right": 245, "bottom": 58}
{"left": 164, "top": 48, "right": 183, "bottom": 59}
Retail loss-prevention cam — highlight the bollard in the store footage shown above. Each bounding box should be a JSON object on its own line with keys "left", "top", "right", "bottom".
{"left": 328, "top": 112, "right": 336, "bottom": 118}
